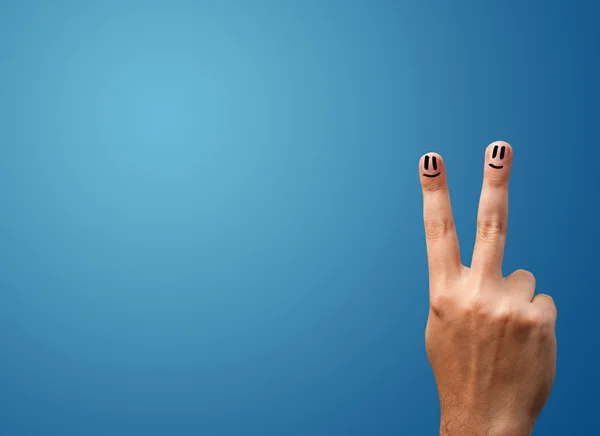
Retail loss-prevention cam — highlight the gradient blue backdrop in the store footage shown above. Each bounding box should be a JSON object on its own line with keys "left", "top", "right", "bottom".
{"left": 0, "top": 1, "right": 597, "bottom": 435}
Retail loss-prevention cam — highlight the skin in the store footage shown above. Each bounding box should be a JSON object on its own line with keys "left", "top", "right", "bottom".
{"left": 419, "top": 142, "right": 557, "bottom": 436}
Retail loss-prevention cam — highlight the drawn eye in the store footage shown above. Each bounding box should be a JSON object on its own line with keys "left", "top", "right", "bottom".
{"left": 423, "top": 155, "right": 441, "bottom": 177}
{"left": 424, "top": 155, "right": 437, "bottom": 171}
{"left": 492, "top": 145, "right": 506, "bottom": 160}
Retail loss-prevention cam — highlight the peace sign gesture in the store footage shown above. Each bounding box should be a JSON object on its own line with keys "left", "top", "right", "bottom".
{"left": 420, "top": 142, "right": 557, "bottom": 436}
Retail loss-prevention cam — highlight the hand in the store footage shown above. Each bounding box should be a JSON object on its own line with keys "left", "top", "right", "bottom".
{"left": 419, "top": 142, "right": 557, "bottom": 436}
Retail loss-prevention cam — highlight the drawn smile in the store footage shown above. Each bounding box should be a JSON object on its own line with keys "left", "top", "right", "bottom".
{"left": 488, "top": 163, "right": 503, "bottom": 169}
{"left": 423, "top": 155, "right": 440, "bottom": 177}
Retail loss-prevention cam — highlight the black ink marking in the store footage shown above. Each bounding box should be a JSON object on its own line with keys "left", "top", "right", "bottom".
{"left": 423, "top": 172, "right": 441, "bottom": 178}
{"left": 492, "top": 145, "right": 498, "bottom": 158}
{"left": 432, "top": 156, "right": 437, "bottom": 170}
{"left": 424, "top": 155, "right": 430, "bottom": 170}
{"left": 500, "top": 146, "right": 506, "bottom": 160}
{"left": 489, "top": 163, "right": 504, "bottom": 169}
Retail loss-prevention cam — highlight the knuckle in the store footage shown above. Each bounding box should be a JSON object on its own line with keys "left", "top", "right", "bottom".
{"left": 520, "top": 308, "right": 545, "bottom": 329}
{"left": 516, "top": 269, "right": 535, "bottom": 282}
{"left": 486, "top": 175, "right": 508, "bottom": 187}
{"left": 508, "top": 269, "right": 536, "bottom": 288}
{"left": 424, "top": 218, "right": 454, "bottom": 240}
{"left": 524, "top": 270, "right": 535, "bottom": 279}
{"left": 463, "top": 296, "right": 488, "bottom": 317}
{"left": 430, "top": 294, "right": 452, "bottom": 319}
{"left": 476, "top": 219, "right": 506, "bottom": 242}
{"left": 493, "top": 302, "right": 514, "bottom": 324}
{"left": 540, "top": 294, "right": 555, "bottom": 306}
{"left": 422, "top": 181, "right": 446, "bottom": 193}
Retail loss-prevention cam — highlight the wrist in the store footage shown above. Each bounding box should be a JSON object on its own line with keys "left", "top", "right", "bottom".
{"left": 440, "top": 410, "right": 533, "bottom": 436}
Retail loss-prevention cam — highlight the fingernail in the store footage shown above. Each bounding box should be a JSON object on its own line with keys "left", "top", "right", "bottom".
{"left": 489, "top": 143, "right": 510, "bottom": 165}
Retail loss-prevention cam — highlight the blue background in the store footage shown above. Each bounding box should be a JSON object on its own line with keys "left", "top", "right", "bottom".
{"left": 0, "top": 0, "right": 597, "bottom": 435}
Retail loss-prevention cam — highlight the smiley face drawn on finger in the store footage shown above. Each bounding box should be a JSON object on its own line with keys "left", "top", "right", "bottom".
{"left": 423, "top": 155, "right": 441, "bottom": 177}
{"left": 489, "top": 144, "right": 507, "bottom": 169}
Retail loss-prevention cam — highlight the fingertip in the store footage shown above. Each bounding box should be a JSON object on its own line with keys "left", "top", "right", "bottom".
{"left": 420, "top": 152, "right": 446, "bottom": 191}
{"left": 420, "top": 152, "right": 444, "bottom": 175}
{"left": 486, "top": 141, "right": 513, "bottom": 166}
{"left": 484, "top": 141, "right": 513, "bottom": 185}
